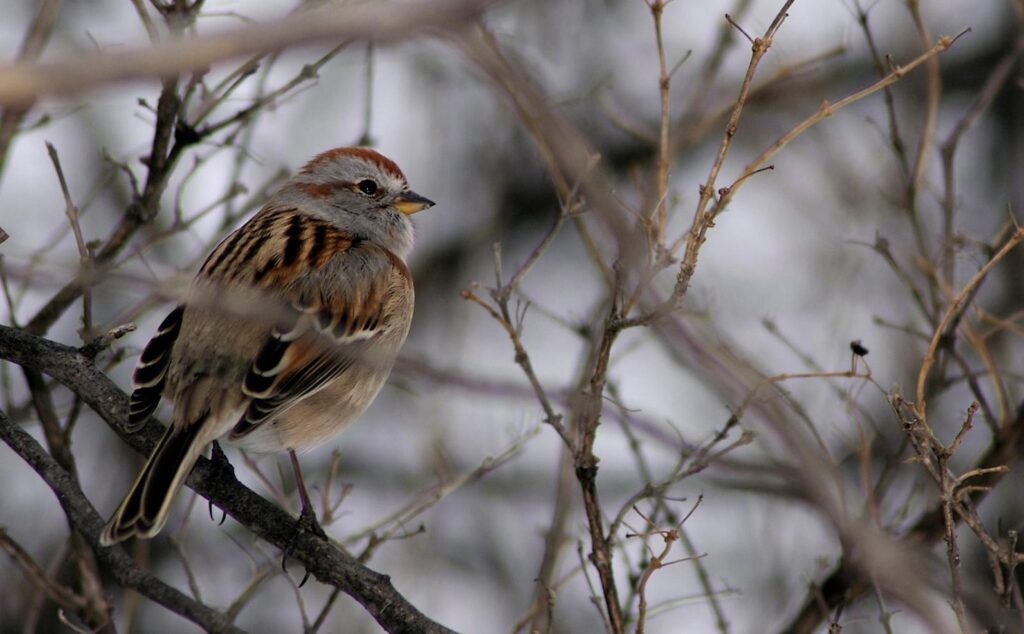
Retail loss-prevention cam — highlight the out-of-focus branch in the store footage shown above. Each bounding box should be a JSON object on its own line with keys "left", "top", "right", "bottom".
{"left": 915, "top": 227, "right": 1024, "bottom": 418}
{"left": 939, "top": 35, "right": 1024, "bottom": 292}
{"left": 894, "top": 2, "right": 941, "bottom": 312}
{"left": 0, "top": 528, "right": 89, "bottom": 622}
{"left": 0, "top": 0, "right": 60, "bottom": 184}
{"left": 0, "top": 325, "right": 457, "bottom": 634}
{"left": 394, "top": 356, "right": 695, "bottom": 452}
{"left": 454, "top": 26, "right": 635, "bottom": 261}
{"left": 0, "top": 0, "right": 493, "bottom": 107}
{"left": 783, "top": 399, "right": 1024, "bottom": 633}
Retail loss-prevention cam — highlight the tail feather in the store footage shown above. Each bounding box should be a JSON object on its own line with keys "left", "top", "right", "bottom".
{"left": 100, "top": 418, "right": 206, "bottom": 546}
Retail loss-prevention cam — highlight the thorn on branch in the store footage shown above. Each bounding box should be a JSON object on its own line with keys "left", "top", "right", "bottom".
{"left": 724, "top": 13, "right": 754, "bottom": 45}
{"left": 943, "top": 401, "right": 979, "bottom": 457}
{"left": 78, "top": 323, "right": 137, "bottom": 360}
{"left": 941, "top": 27, "right": 972, "bottom": 50}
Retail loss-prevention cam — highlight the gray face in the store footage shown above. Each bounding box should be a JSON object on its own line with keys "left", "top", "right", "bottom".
{"left": 276, "top": 148, "right": 420, "bottom": 259}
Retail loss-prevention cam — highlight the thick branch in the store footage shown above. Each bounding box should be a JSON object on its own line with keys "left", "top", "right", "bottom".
{"left": 0, "top": 325, "right": 456, "bottom": 634}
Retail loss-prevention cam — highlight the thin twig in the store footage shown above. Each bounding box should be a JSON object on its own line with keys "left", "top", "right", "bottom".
{"left": 915, "top": 227, "right": 1024, "bottom": 418}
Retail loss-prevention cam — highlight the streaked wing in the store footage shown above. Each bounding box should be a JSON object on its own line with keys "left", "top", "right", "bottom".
{"left": 231, "top": 294, "right": 387, "bottom": 438}
{"left": 128, "top": 305, "right": 185, "bottom": 428}
{"left": 212, "top": 209, "right": 395, "bottom": 439}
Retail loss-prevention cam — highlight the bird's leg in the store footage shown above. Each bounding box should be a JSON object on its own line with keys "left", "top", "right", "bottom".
{"left": 290, "top": 449, "right": 327, "bottom": 539}
{"left": 283, "top": 449, "right": 327, "bottom": 586}
{"left": 207, "top": 440, "right": 233, "bottom": 525}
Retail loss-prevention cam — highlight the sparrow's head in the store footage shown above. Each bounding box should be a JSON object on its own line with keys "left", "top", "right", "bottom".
{"left": 281, "top": 147, "right": 434, "bottom": 259}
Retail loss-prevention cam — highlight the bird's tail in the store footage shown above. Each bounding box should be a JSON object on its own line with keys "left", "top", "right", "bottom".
{"left": 100, "top": 417, "right": 206, "bottom": 546}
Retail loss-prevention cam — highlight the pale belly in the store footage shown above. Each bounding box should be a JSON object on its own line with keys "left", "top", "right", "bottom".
{"left": 223, "top": 362, "right": 390, "bottom": 453}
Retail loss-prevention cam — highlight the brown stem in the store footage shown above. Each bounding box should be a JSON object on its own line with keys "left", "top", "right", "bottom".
{"left": 784, "top": 400, "right": 1024, "bottom": 633}
{"left": 649, "top": 0, "right": 671, "bottom": 247}
{"left": 574, "top": 312, "right": 625, "bottom": 633}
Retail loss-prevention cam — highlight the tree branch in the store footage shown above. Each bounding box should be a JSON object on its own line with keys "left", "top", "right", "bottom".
{"left": 783, "top": 399, "right": 1024, "bottom": 633}
{"left": 0, "top": 324, "right": 457, "bottom": 634}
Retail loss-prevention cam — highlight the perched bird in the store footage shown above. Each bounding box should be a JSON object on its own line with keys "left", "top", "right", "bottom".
{"left": 101, "top": 147, "right": 433, "bottom": 548}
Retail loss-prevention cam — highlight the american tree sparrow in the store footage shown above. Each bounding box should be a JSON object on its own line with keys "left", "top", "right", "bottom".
{"left": 101, "top": 147, "right": 433, "bottom": 548}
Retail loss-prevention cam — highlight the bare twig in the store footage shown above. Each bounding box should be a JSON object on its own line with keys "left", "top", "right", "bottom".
{"left": 648, "top": 0, "right": 672, "bottom": 247}
{"left": 629, "top": 26, "right": 969, "bottom": 329}
{"left": 915, "top": 227, "right": 1024, "bottom": 418}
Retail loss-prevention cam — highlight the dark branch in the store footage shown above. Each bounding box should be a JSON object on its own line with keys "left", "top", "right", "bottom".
{"left": 0, "top": 324, "right": 457, "bottom": 634}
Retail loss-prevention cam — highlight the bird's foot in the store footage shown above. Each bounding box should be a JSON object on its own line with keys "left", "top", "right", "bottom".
{"left": 282, "top": 503, "right": 328, "bottom": 587}
{"left": 207, "top": 440, "right": 234, "bottom": 525}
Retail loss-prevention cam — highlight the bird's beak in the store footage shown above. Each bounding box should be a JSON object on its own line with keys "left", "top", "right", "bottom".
{"left": 394, "top": 190, "right": 435, "bottom": 215}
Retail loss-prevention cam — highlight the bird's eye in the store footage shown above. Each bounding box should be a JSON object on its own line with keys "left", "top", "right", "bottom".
{"left": 357, "top": 179, "right": 379, "bottom": 196}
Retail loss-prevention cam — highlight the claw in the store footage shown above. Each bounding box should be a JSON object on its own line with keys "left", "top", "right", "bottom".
{"left": 207, "top": 441, "right": 234, "bottom": 525}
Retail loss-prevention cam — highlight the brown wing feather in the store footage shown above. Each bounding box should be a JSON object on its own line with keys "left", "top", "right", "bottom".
{"left": 198, "top": 207, "right": 357, "bottom": 286}
{"left": 215, "top": 211, "right": 396, "bottom": 440}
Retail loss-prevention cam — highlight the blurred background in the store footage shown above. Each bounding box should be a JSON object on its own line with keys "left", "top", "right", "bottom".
{"left": 1, "top": 0, "right": 1023, "bottom": 632}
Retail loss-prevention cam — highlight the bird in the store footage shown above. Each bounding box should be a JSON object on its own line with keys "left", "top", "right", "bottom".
{"left": 100, "top": 147, "right": 433, "bottom": 549}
